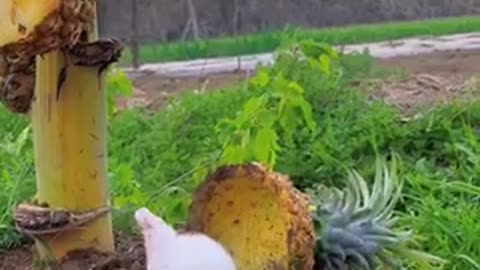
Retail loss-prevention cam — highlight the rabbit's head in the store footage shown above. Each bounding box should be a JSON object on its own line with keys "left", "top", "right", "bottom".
{"left": 135, "top": 208, "right": 176, "bottom": 239}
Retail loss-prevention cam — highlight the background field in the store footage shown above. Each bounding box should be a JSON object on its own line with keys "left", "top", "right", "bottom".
{"left": 118, "top": 16, "right": 480, "bottom": 64}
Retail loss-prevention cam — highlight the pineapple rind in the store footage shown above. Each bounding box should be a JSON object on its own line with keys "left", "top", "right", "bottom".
{"left": 0, "top": 0, "right": 97, "bottom": 114}
{"left": 188, "top": 162, "right": 316, "bottom": 270}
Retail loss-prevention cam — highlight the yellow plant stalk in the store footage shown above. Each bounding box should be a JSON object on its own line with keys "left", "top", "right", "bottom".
{"left": 0, "top": 0, "right": 122, "bottom": 261}
{"left": 30, "top": 49, "right": 114, "bottom": 259}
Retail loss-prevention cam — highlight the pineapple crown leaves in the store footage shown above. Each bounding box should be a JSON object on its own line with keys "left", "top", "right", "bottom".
{"left": 307, "top": 155, "right": 447, "bottom": 269}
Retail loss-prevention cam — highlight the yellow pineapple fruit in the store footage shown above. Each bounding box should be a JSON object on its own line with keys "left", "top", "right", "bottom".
{"left": 187, "top": 162, "right": 316, "bottom": 270}
{"left": 187, "top": 159, "right": 446, "bottom": 270}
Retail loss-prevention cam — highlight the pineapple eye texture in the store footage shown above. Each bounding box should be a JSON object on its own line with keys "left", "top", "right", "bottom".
{"left": 188, "top": 163, "right": 316, "bottom": 270}
{"left": 201, "top": 176, "right": 290, "bottom": 269}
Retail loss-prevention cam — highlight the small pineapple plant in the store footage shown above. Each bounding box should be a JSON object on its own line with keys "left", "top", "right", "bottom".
{"left": 308, "top": 157, "right": 445, "bottom": 269}
{"left": 187, "top": 156, "right": 446, "bottom": 269}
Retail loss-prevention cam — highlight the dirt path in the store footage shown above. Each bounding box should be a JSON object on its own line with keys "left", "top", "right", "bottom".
{"left": 121, "top": 48, "right": 480, "bottom": 111}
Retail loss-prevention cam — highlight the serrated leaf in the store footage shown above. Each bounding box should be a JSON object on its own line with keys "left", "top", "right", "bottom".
{"left": 237, "top": 96, "right": 267, "bottom": 125}
{"left": 271, "top": 73, "right": 291, "bottom": 97}
{"left": 221, "top": 145, "right": 248, "bottom": 165}
{"left": 244, "top": 96, "right": 266, "bottom": 116}
{"left": 253, "top": 127, "right": 279, "bottom": 167}
{"left": 279, "top": 104, "right": 299, "bottom": 140}
{"left": 215, "top": 118, "right": 237, "bottom": 133}
{"left": 250, "top": 68, "right": 270, "bottom": 88}
{"left": 257, "top": 109, "right": 277, "bottom": 128}
{"left": 288, "top": 81, "right": 304, "bottom": 94}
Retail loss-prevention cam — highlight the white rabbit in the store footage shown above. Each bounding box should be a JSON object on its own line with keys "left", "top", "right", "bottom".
{"left": 134, "top": 207, "right": 237, "bottom": 270}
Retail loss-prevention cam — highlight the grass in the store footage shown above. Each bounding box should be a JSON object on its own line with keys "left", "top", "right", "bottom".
{"left": 119, "top": 15, "right": 480, "bottom": 65}
{"left": 0, "top": 45, "right": 479, "bottom": 269}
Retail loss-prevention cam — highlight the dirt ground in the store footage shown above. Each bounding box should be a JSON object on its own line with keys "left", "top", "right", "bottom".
{"left": 374, "top": 48, "right": 480, "bottom": 112}
{"left": 118, "top": 70, "right": 250, "bottom": 110}
{"left": 0, "top": 232, "right": 145, "bottom": 270}
{"left": 1, "top": 49, "right": 479, "bottom": 270}
{"left": 120, "top": 48, "right": 480, "bottom": 112}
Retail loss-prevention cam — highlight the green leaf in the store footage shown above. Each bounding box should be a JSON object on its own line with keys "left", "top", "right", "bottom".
{"left": 288, "top": 81, "right": 304, "bottom": 95}
{"left": 270, "top": 73, "right": 291, "bottom": 97}
{"left": 279, "top": 104, "right": 299, "bottom": 140}
{"left": 318, "top": 54, "right": 332, "bottom": 75}
{"left": 299, "top": 99, "right": 316, "bottom": 132}
{"left": 240, "top": 128, "right": 252, "bottom": 148}
{"left": 257, "top": 109, "right": 277, "bottom": 128}
{"left": 243, "top": 96, "right": 266, "bottom": 117}
{"left": 250, "top": 68, "right": 270, "bottom": 88}
{"left": 253, "top": 127, "right": 279, "bottom": 167}
{"left": 394, "top": 246, "right": 447, "bottom": 267}
{"left": 106, "top": 68, "right": 134, "bottom": 117}
{"left": 221, "top": 145, "right": 248, "bottom": 165}
{"left": 454, "top": 254, "right": 480, "bottom": 268}
{"left": 215, "top": 118, "right": 238, "bottom": 138}
{"left": 442, "top": 181, "right": 480, "bottom": 196}
{"left": 319, "top": 43, "right": 339, "bottom": 59}
{"left": 299, "top": 40, "right": 338, "bottom": 59}
{"left": 15, "top": 125, "right": 31, "bottom": 156}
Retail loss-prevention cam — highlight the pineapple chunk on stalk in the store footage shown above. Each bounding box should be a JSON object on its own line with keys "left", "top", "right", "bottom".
{"left": 0, "top": 0, "right": 95, "bottom": 54}
{"left": 0, "top": 0, "right": 60, "bottom": 48}
{"left": 0, "top": 0, "right": 97, "bottom": 114}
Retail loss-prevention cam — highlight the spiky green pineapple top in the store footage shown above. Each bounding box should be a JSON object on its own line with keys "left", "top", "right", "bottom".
{"left": 307, "top": 157, "right": 446, "bottom": 270}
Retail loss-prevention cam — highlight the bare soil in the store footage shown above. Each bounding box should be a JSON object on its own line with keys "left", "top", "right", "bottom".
{"left": 118, "top": 69, "right": 250, "bottom": 110}
{"left": 0, "top": 233, "right": 145, "bottom": 270}
{"left": 373, "top": 48, "right": 480, "bottom": 113}
{"left": 1, "top": 49, "right": 479, "bottom": 270}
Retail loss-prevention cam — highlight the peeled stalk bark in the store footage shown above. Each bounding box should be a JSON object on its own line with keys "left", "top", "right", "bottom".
{"left": 30, "top": 31, "right": 114, "bottom": 260}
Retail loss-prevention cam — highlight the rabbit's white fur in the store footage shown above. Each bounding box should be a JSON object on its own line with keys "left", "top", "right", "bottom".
{"left": 135, "top": 207, "right": 237, "bottom": 270}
